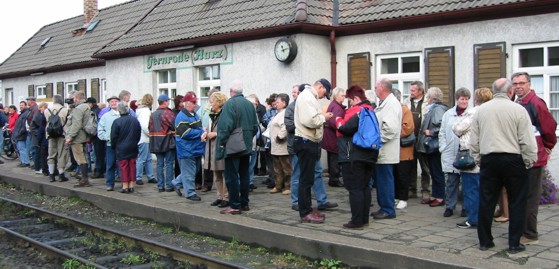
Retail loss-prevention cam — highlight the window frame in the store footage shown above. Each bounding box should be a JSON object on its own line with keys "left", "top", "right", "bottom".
{"left": 156, "top": 69, "right": 177, "bottom": 104}
{"left": 376, "top": 52, "right": 423, "bottom": 101}
{"left": 65, "top": 82, "right": 78, "bottom": 97}
{"left": 36, "top": 85, "right": 47, "bottom": 99}
{"left": 197, "top": 65, "right": 221, "bottom": 109}
{"left": 513, "top": 41, "right": 559, "bottom": 130}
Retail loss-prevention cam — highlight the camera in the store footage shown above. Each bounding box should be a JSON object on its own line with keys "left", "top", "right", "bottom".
{"left": 64, "top": 98, "right": 74, "bottom": 105}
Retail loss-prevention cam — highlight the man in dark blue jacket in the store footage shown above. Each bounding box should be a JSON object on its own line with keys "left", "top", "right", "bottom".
{"left": 13, "top": 101, "right": 30, "bottom": 167}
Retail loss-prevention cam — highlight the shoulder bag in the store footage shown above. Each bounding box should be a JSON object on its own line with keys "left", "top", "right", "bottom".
{"left": 400, "top": 132, "right": 416, "bottom": 147}
{"left": 225, "top": 99, "right": 247, "bottom": 155}
{"left": 452, "top": 146, "right": 476, "bottom": 170}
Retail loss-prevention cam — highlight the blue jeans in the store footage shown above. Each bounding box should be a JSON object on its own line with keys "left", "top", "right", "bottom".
{"left": 249, "top": 150, "right": 257, "bottom": 185}
{"left": 0, "top": 129, "right": 4, "bottom": 155}
{"left": 290, "top": 153, "right": 328, "bottom": 208}
{"left": 224, "top": 155, "right": 251, "bottom": 209}
{"left": 136, "top": 143, "right": 154, "bottom": 181}
{"left": 461, "top": 172, "right": 479, "bottom": 224}
{"left": 27, "top": 135, "right": 36, "bottom": 164}
{"left": 374, "top": 164, "right": 396, "bottom": 217}
{"left": 105, "top": 146, "right": 117, "bottom": 188}
{"left": 426, "top": 152, "right": 445, "bottom": 199}
{"left": 17, "top": 140, "right": 30, "bottom": 164}
{"left": 445, "top": 172, "right": 462, "bottom": 210}
{"left": 156, "top": 150, "right": 175, "bottom": 190}
{"left": 173, "top": 157, "right": 200, "bottom": 198}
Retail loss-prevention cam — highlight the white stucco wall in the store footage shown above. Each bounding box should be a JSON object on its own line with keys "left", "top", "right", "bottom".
{"left": 335, "top": 13, "right": 559, "bottom": 91}
{"left": 104, "top": 34, "right": 331, "bottom": 103}
{"left": 335, "top": 12, "right": 559, "bottom": 182}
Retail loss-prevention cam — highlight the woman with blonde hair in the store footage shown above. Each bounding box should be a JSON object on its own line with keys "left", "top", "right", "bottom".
{"left": 203, "top": 91, "right": 229, "bottom": 208}
{"left": 452, "top": 87, "right": 493, "bottom": 228}
{"left": 135, "top": 93, "right": 156, "bottom": 185}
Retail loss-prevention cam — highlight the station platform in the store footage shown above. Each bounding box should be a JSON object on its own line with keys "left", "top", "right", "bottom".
{"left": 1, "top": 159, "right": 558, "bottom": 269}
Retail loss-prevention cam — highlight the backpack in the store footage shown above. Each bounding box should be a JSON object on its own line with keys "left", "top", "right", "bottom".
{"left": 83, "top": 108, "right": 98, "bottom": 137}
{"left": 46, "top": 108, "right": 65, "bottom": 137}
{"left": 352, "top": 106, "right": 382, "bottom": 150}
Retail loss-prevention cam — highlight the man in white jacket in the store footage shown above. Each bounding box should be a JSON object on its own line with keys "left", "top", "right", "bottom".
{"left": 372, "top": 78, "right": 402, "bottom": 219}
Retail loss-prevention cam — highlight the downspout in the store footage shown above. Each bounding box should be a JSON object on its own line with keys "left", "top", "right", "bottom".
{"left": 331, "top": 0, "right": 339, "bottom": 88}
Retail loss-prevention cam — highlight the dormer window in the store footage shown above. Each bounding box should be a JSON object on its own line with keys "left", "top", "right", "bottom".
{"left": 86, "top": 20, "right": 100, "bottom": 33}
{"left": 40, "top": 37, "right": 52, "bottom": 48}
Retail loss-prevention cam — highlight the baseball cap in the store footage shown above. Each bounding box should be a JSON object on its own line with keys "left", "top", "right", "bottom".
{"left": 158, "top": 94, "right": 170, "bottom": 102}
{"left": 182, "top": 93, "right": 197, "bottom": 103}
{"left": 107, "top": 96, "right": 120, "bottom": 102}
{"left": 318, "top": 78, "right": 332, "bottom": 99}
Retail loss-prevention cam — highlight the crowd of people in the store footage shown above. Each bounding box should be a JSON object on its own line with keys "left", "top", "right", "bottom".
{"left": 0, "top": 72, "right": 555, "bottom": 254}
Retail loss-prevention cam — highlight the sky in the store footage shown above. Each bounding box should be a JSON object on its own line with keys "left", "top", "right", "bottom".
{"left": 0, "top": 0, "right": 130, "bottom": 64}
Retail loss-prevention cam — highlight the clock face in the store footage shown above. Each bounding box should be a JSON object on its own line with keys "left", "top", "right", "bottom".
{"left": 275, "top": 41, "right": 290, "bottom": 62}
{"left": 274, "top": 37, "right": 297, "bottom": 63}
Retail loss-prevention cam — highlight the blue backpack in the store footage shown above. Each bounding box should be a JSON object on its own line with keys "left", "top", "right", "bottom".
{"left": 352, "top": 107, "right": 382, "bottom": 150}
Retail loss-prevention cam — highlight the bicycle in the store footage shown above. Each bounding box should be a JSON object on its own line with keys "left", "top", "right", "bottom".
{"left": 2, "top": 127, "right": 19, "bottom": 160}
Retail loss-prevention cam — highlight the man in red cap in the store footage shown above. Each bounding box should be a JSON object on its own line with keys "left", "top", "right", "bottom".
{"left": 172, "top": 92, "right": 205, "bottom": 201}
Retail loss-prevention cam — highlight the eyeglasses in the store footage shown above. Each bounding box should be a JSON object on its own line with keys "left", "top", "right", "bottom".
{"left": 513, "top": 81, "right": 529, "bottom": 86}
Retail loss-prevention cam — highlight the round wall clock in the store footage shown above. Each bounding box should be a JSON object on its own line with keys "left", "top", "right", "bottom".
{"left": 274, "top": 37, "right": 297, "bottom": 63}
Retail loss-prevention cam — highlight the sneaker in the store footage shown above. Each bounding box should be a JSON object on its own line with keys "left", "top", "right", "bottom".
{"left": 281, "top": 189, "right": 291, "bottom": 195}
{"left": 148, "top": 179, "right": 157, "bottom": 183}
{"left": 520, "top": 236, "right": 539, "bottom": 245}
{"left": 35, "top": 170, "right": 42, "bottom": 174}
{"left": 396, "top": 200, "right": 407, "bottom": 210}
{"left": 136, "top": 180, "right": 144, "bottom": 185}
{"left": 443, "top": 208, "right": 453, "bottom": 217}
{"left": 270, "top": 187, "right": 280, "bottom": 194}
{"left": 456, "top": 221, "right": 477, "bottom": 229}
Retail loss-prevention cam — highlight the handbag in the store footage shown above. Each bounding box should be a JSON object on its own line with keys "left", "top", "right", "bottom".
{"left": 400, "top": 132, "right": 416, "bottom": 147}
{"left": 423, "top": 136, "right": 439, "bottom": 154}
{"left": 452, "top": 148, "right": 476, "bottom": 170}
{"left": 225, "top": 99, "right": 247, "bottom": 155}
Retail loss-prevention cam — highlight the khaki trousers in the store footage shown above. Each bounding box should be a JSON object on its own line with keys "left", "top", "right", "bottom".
{"left": 47, "top": 137, "right": 69, "bottom": 171}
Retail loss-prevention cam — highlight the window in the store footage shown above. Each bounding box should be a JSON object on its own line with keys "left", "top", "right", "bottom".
{"left": 514, "top": 41, "right": 559, "bottom": 128}
{"left": 376, "top": 53, "right": 422, "bottom": 101}
{"left": 100, "top": 79, "right": 107, "bottom": 103}
{"left": 197, "top": 65, "right": 221, "bottom": 108}
{"left": 157, "top": 69, "right": 177, "bottom": 106}
{"left": 36, "top": 85, "right": 47, "bottom": 99}
{"left": 66, "top": 82, "right": 78, "bottom": 97}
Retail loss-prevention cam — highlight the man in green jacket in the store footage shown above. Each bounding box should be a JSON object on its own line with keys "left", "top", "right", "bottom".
{"left": 216, "top": 80, "right": 258, "bottom": 214}
{"left": 65, "top": 91, "right": 91, "bottom": 187}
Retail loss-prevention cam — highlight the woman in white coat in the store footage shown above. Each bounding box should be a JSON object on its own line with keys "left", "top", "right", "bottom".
{"left": 439, "top": 88, "right": 471, "bottom": 217}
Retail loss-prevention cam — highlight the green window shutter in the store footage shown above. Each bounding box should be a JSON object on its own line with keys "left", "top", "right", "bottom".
{"left": 424, "top": 46, "right": 455, "bottom": 107}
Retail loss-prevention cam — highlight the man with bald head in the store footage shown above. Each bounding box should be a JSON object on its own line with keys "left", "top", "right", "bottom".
{"left": 470, "top": 78, "right": 537, "bottom": 254}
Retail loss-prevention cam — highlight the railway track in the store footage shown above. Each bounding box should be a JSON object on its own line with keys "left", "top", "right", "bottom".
{"left": 0, "top": 196, "right": 245, "bottom": 269}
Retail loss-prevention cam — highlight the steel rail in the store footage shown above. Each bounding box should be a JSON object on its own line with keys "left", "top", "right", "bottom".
{"left": 0, "top": 196, "right": 245, "bottom": 269}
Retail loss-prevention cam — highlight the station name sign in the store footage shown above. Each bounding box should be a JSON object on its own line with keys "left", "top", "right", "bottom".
{"left": 145, "top": 44, "right": 232, "bottom": 70}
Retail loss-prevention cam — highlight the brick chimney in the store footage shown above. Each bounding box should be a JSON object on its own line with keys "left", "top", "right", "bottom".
{"left": 84, "top": 0, "right": 99, "bottom": 25}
